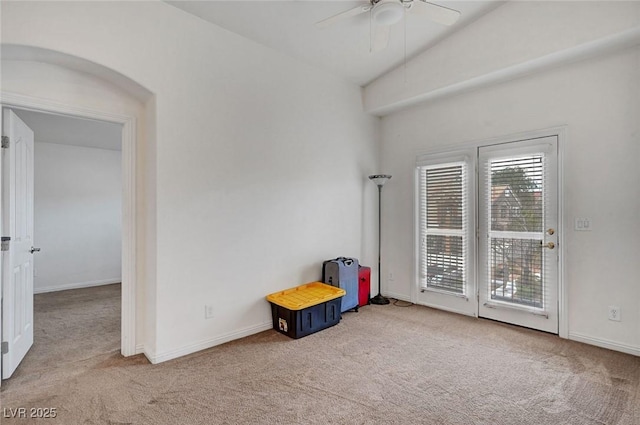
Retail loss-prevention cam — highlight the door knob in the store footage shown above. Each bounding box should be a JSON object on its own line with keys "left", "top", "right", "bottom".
{"left": 541, "top": 242, "right": 555, "bottom": 250}
{"left": 547, "top": 228, "right": 555, "bottom": 235}
{"left": 29, "top": 247, "right": 41, "bottom": 254}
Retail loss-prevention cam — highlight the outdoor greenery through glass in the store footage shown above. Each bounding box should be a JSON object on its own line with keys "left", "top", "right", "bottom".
{"left": 489, "top": 155, "right": 544, "bottom": 308}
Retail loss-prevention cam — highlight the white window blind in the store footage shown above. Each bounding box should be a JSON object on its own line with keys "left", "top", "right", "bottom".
{"left": 418, "top": 161, "right": 468, "bottom": 295}
{"left": 482, "top": 153, "right": 547, "bottom": 310}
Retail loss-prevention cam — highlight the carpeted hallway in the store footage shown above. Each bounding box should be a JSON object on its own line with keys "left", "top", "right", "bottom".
{"left": 1, "top": 284, "right": 639, "bottom": 424}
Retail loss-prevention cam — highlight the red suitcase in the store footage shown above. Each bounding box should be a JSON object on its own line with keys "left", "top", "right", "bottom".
{"left": 358, "top": 266, "right": 371, "bottom": 307}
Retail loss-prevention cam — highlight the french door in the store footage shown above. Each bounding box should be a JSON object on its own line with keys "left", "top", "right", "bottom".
{"left": 478, "top": 137, "right": 558, "bottom": 333}
{"left": 417, "top": 136, "right": 559, "bottom": 333}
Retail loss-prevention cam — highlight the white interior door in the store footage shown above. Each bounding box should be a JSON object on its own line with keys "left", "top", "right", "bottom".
{"left": 1, "top": 109, "right": 35, "bottom": 379}
{"left": 478, "top": 137, "right": 558, "bottom": 333}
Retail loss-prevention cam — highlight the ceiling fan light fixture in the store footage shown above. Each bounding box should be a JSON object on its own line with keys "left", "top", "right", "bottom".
{"left": 373, "top": 1, "right": 404, "bottom": 26}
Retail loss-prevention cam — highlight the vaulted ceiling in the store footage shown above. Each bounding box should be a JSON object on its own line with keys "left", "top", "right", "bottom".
{"left": 166, "top": 1, "right": 503, "bottom": 86}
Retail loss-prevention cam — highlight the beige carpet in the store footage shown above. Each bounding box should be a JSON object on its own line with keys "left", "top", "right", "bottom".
{"left": 1, "top": 285, "right": 639, "bottom": 424}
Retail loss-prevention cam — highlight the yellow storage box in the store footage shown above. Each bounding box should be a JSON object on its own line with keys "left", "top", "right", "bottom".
{"left": 266, "top": 282, "right": 345, "bottom": 338}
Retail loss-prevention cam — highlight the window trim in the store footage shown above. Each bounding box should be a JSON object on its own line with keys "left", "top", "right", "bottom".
{"left": 413, "top": 149, "right": 477, "bottom": 316}
{"left": 412, "top": 126, "right": 566, "bottom": 337}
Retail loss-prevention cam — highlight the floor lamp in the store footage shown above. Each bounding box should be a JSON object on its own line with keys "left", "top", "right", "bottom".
{"left": 369, "top": 174, "right": 391, "bottom": 305}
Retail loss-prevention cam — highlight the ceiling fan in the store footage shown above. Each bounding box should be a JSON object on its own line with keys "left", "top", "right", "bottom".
{"left": 316, "top": 0, "right": 461, "bottom": 51}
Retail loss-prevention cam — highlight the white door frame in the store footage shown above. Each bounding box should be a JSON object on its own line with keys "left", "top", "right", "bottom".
{"left": 0, "top": 91, "right": 138, "bottom": 357}
{"left": 413, "top": 126, "right": 567, "bottom": 339}
{"left": 477, "top": 136, "right": 559, "bottom": 334}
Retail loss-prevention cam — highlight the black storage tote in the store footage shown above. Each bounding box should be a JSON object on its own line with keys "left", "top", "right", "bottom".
{"left": 323, "top": 257, "right": 359, "bottom": 313}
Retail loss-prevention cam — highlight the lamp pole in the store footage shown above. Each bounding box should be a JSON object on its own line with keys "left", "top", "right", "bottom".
{"left": 369, "top": 175, "right": 391, "bottom": 305}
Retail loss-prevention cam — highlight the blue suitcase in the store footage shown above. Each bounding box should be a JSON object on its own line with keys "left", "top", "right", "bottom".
{"left": 323, "top": 257, "right": 359, "bottom": 313}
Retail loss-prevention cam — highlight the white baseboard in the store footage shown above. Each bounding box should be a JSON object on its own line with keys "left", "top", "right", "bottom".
{"left": 569, "top": 332, "right": 640, "bottom": 357}
{"left": 34, "top": 278, "right": 121, "bottom": 294}
{"left": 147, "top": 321, "right": 273, "bottom": 364}
{"left": 142, "top": 347, "right": 156, "bottom": 365}
{"left": 384, "top": 291, "right": 412, "bottom": 303}
{"left": 134, "top": 344, "right": 145, "bottom": 355}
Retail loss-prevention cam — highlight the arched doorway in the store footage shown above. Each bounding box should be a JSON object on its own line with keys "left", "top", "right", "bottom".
{"left": 1, "top": 45, "right": 154, "bottom": 377}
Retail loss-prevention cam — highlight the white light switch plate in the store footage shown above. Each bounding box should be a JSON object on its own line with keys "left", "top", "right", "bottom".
{"left": 574, "top": 217, "right": 592, "bottom": 231}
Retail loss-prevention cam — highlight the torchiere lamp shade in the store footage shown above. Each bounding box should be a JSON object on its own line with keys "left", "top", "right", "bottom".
{"left": 369, "top": 174, "right": 392, "bottom": 187}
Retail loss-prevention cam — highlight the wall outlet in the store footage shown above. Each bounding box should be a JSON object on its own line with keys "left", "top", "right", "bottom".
{"left": 608, "top": 305, "right": 621, "bottom": 322}
{"left": 388, "top": 271, "right": 394, "bottom": 281}
{"left": 205, "top": 304, "right": 214, "bottom": 319}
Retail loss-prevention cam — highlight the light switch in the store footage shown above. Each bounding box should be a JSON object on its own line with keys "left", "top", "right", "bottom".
{"left": 574, "top": 217, "right": 592, "bottom": 231}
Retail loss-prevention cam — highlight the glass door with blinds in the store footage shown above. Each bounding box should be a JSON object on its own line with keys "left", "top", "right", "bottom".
{"left": 478, "top": 137, "right": 558, "bottom": 333}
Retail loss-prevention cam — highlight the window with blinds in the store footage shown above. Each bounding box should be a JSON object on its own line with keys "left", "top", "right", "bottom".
{"left": 418, "top": 162, "right": 468, "bottom": 295}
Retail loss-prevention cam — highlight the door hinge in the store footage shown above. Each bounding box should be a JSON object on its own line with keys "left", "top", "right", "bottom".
{"left": 1, "top": 237, "right": 11, "bottom": 252}
{"left": 1, "top": 136, "right": 9, "bottom": 149}
{"left": 1, "top": 341, "right": 8, "bottom": 355}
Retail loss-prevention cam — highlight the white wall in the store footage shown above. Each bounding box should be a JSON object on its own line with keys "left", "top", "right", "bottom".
{"left": 375, "top": 2, "right": 640, "bottom": 354}
{"left": 1, "top": 1, "right": 380, "bottom": 362}
{"left": 34, "top": 142, "right": 122, "bottom": 293}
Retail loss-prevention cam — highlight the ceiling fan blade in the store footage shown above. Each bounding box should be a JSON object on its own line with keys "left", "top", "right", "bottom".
{"left": 315, "top": 4, "right": 371, "bottom": 29}
{"left": 412, "top": 0, "right": 461, "bottom": 26}
{"left": 372, "top": 24, "right": 391, "bottom": 52}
